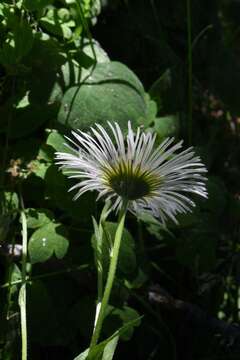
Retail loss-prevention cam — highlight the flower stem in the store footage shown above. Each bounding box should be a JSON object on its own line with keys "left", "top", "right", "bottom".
{"left": 88, "top": 203, "right": 128, "bottom": 354}
{"left": 19, "top": 210, "right": 28, "bottom": 360}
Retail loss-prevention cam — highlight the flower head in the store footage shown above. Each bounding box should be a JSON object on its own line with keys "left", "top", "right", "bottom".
{"left": 55, "top": 121, "right": 207, "bottom": 223}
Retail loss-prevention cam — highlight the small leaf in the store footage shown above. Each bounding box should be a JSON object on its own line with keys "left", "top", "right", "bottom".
{"left": 154, "top": 115, "right": 180, "bottom": 143}
{"left": 46, "top": 130, "right": 67, "bottom": 153}
{"left": 28, "top": 222, "right": 69, "bottom": 264}
{"left": 29, "top": 160, "right": 49, "bottom": 179}
{"left": 104, "top": 306, "right": 141, "bottom": 341}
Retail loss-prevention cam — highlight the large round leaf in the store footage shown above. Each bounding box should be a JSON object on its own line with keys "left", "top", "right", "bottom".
{"left": 57, "top": 61, "right": 147, "bottom": 131}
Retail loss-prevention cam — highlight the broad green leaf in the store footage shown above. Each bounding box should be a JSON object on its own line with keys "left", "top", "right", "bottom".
{"left": 24, "top": 208, "right": 54, "bottom": 229}
{"left": 82, "top": 40, "right": 109, "bottom": 64}
{"left": 57, "top": 61, "right": 146, "bottom": 132}
{"left": 57, "top": 40, "right": 109, "bottom": 91}
{"left": 28, "top": 222, "right": 69, "bottom": 264}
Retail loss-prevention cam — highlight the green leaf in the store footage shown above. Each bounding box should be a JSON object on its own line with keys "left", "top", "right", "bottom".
{"left": 154, "top": 114, "right": 180, "bottom": 143}
{"left": 0, "top": 192, "right": 19, "bottom": 213}
{"left": 102, "top": 336, "right": 119, "bottom": 360}
{"left": 104, "top": 306, "right": 141, "bottom": 341}
{"left": 28, "top": 222, "right": 69, "bottom": 264}
{"left": 24, "top": 208, "right": 54, "bottom": 229}
{"left": 57, "top": 61, "right": 147, "bottom": 132}
{"left": 1, "top": 102, "right": 58, "bottom": 139}
{"left": 29, "top": 160, "right": 49, "bottom": 179}
{"left": 143, "top": 93, "right": 158, "bottom": 126}
{"left": 45, "top": 165, "right": 95, "bottom": 222}
{"left": 14, "top": 21, "right": 34, "bottom": 60}
{"left": 40, "top": 17, "right": 72, "bottom": 39}
{"left": 46, "top": 130, "right": 66, "bottom": 153}
{"left": 23, "top": 0, "right": 52, "bottom": 11}
{"left": 92, "top": 221, "right": 136, "bottom": 277}
{"left": 74, "top": 316, "right": 142, "bottom": 360}
{"left": 149, "top": 68, "right": 180, "bottom": 115}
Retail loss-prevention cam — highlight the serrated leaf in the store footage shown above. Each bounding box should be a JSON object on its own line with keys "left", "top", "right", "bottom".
{"left": 28, "top": 222, "right": 69, "bottom": 264}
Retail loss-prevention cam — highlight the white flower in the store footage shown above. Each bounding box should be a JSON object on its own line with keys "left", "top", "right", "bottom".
{"left": 55, "top": 121, "right": 207, "bottom": 224}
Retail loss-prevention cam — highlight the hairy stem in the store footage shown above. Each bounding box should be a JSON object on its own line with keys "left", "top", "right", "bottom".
{"left": 88, "top": 204, "right": 128, "bottom": 355}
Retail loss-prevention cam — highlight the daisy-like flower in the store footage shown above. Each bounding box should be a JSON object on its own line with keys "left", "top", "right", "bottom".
{"left": 55, "top": 121, "right": 207, "bottom": 224}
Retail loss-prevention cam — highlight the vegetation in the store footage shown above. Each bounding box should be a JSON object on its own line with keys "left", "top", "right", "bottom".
{"left": 0, "top": 0, "right": 240, "bottom": 359}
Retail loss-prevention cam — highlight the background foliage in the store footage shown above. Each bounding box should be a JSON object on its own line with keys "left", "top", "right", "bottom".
{"left": 0, "top": 0, "right": 240, "bottom": 359}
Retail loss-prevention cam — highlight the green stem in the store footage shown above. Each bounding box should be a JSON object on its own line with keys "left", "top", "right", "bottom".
{"left": 88, "top": 203, "right": 128, "bottom": 354}
{"left": 75, "top": 0, "right": 97, "bottom": 62}
{"left": 1, "top": 264, "right": 89, "bottom": 289}
{"left": 187, "top": 0, "right": 193, "bottom": 145}
{"left": 19, "top": 210, "right": 28, "bottom": 360}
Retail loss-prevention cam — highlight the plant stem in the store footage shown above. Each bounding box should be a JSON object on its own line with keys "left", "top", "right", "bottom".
{"left": 75, "top": 0, "right": 97, "bottom": 62}
{"left": 1, "top": 264, "right": 89, "bottom": 288}
{"left": 187, "top": 0, "right": 193, "bottom": 145}
{"left": 19, "top": 210, "right": 28, "bottom": 360}
{"left": 88, "top": 203, "right": 128, "bottom": 355}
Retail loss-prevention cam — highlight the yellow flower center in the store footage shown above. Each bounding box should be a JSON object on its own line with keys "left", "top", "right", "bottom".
{"left": 103, "top": 161, "right": 161, "bottom": 200}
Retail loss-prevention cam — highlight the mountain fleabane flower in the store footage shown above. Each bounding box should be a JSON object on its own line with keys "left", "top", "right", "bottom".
{"left": 55, "top": 121, "right": 207, "bottom": 224}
